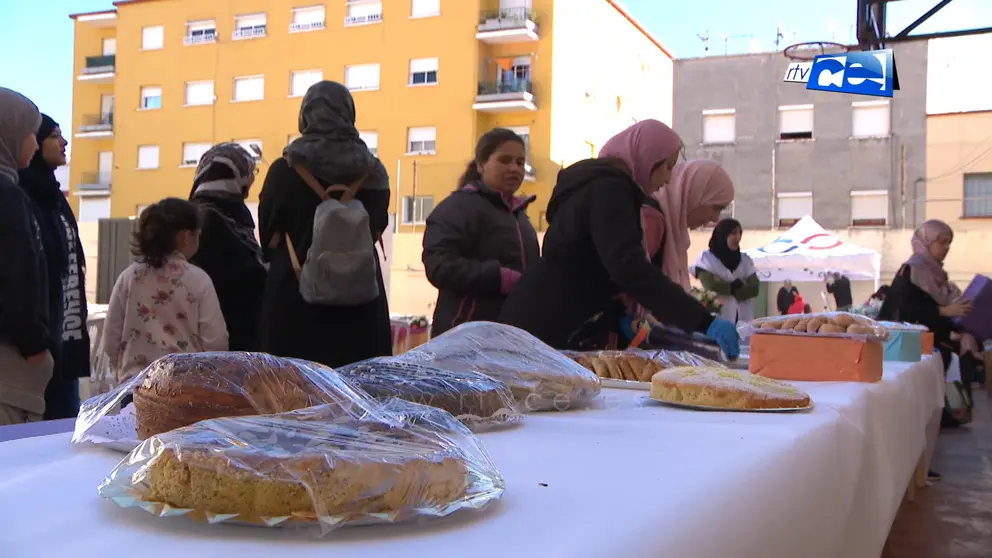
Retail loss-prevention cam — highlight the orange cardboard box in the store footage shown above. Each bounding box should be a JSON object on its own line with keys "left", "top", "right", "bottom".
{"left": 921, "top": 332, "right": 934, "bottom": 355}
{"left": 749, "top": 333, "right": 883, "bottom": 383}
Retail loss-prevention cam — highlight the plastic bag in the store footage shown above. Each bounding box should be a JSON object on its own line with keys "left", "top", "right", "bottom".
{"left": 73, "top": 352, "right": 381, "bottom": 452}
{"left": 562, "top": 349, "right": 726, "bottom": 383}
{"left": 393, "top": 322, "right": 602, "bottom": 412}
{"left": 335, "top": 357, "right": 523, "bottom": 431}
{"left": 741, "top": 312, "right": 891, "bottom": 342}
{"left": 98, "top": 398, "right": 505, "bottom": 535}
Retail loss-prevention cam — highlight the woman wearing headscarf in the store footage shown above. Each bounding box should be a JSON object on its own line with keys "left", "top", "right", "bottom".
{"left": 18, "top": 113, "right": 90, "bottom": 419}
{"left": 187, "top": 142, "right": 267, "bottom": 351}
{"left": 0, "top": 87, "right": 54, "bottom": 425}
{"left": 691, "top": 218, "right": 759, "bottom": 324}
{"left": 256, "top": 81, "right": 392, "bottom": 367}
{"left": 498, "top": 120, "right": 740, "bottom": 358}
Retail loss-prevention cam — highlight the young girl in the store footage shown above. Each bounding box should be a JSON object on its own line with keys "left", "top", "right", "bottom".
{"left": 104, "top": 198, "right": 229, "bottom": 385}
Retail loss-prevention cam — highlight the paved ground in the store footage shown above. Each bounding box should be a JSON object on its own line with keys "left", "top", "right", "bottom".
{"left": 884, "top": 389, "right": 992, "bottom": 558}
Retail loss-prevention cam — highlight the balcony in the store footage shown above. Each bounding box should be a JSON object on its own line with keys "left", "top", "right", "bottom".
{"left": 76, "top": 114, "right": 114, "bottom": 138}
{"left": 232, "top": 26, "right": 266, "bottom": 40}
{"left": 78, "top": 55, "right": 115, "bottom": 83}
{"left": 78, "top": 172, "right": 112, "bottom": 193}
{"left": 289, "top": 20, "right": 325, "bottom": 33}
{"left": 476, "top": 8, "right": 539, "bottom": 44}
{"left": 344, "top": 12, "right": 382, "bottom": 26}
{"left": 184, "top": 31, "right": 217, "bottom": 46}
{"left": 474, "top": 80, "right": 536, "bottom": 112}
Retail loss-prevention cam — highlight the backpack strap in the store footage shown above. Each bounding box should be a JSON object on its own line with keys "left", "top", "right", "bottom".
{"left": 285, "top": 233, "right": 302, "bottom": 280}
{"left": 293, "top": 164, "right": 369, "bottom": 204}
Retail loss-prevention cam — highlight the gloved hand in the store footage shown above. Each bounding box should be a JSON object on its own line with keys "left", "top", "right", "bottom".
{"left": 705, "top": 317, "right": 741, "bottom": 359}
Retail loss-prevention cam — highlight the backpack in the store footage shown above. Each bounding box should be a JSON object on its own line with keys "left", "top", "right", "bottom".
{"left": 283, "top": 164, "right": 380, "bottom": 306}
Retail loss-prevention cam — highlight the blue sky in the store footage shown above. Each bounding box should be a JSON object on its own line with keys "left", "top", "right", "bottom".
{"left": 1, "top": 0, "right": 989, "bottom": 155}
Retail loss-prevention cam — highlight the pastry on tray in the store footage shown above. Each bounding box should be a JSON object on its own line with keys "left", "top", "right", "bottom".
{"left": 754, "top": 312, "right": 888, "bottom": 338}
{"left": 650, "top": 366, "right": 811, "bottom": 410}
{"left": 567, "top": 351, "right": 662, "bottom": 382}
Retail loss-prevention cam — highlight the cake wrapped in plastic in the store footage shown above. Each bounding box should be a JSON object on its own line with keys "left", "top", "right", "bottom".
{"left": 741, "top": 312, "right": 891, "bottom": 342}
{"left": 98, "top": 399, "right": 505, "bottom": 535}
{"left": 335, "top": 358, "right": 522, "bottom": 430}
{"left": 562, "top": 348, "right": 725, "bottom": 383}
{"left": 393, "top": 322, "right": 601, "bottom": 412}
{"left": 73, "top": 352, "right": 380, "bottom": 452}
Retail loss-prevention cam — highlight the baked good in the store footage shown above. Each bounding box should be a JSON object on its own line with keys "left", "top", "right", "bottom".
{"left": 568, "top": 351, "right": 662, "bottom": 382}
{"left": 335, "top": 358, "right": 518, "bottom": 423}
{"left": 133, "top": 352, "right": 367, "bottom": 440}
{"left": 755, "top": 313, "right": 889, "bottom": 339}
{"left": 650, "top": 366, "right": 811, "bottom": 410}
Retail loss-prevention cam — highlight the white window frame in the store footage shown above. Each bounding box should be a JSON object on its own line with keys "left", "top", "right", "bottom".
{"left": 702, "top": 109, "right": 736, "bottom": 144}
{"left": 407, "top": 126, "right": 437, "bottom": 155}
{"left": 236, "top": 139, "right": 263, "bottom": 161}
{"left": 344, "top": 63, "right": 380, "bottom": 92}
{"left": 137, "top": 145, "right": 160, "bottom": 170}
{"left": 778, "top": 104, "right": 814, "bottom": 140}
{"left": 290, "top": 69, "right": 323, "bottom": 97}
{"left": 409, "top": 57, "right": 439, "bottom": 86}
{"left": 411, "top": 0, "right": 441, "bottom": 18}
{"left": 851, "top": 100, "right": 891, "bottom": 139}
{"left": 344, "top": 1, "right": 383, "bottom": 26}
{"left": 232, "top": 75, "right": 265, "bottom": 102}
{"left": 184, "top": 20, "right": 217, "bottom": 45}
{"left": 850, "top": 189, "right": 889, "bottom": 227}
{"left": 140, "top": 86, "right": 162, "bottom": 110}
{"left": 290, "top": 6, "right": 326, "bottom": 32}
{"left": 963, "top": 172, "right": 992, "bottom": 218}
{"left": 233, "top": 13, "right": 267, "bottom": 39}
{"left": 78, "top": 197, "right": 112, "bottom": 223}
{"left": 141, "top": 25, "right": 164, "bottom": 50}
{"left": 402, "top": 195, "right": 434, "bottom": 225}
{"left": 181, "top": 142, "right": 212, "bottom": 167}
{"left": 359, "top": 131, "right": 378, "bottom": 156}
{"left": 184, "top": 80, "right": 215, "bottom": 106}
{"left": 776, "top": 191, "right": 813, "bottom": 228}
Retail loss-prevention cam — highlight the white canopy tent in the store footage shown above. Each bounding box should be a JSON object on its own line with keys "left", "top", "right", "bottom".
{"left": 743, "top": 216, "right": 881, "bottom": 288}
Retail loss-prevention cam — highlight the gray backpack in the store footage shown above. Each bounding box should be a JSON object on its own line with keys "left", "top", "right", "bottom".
{"left": 283, "top": 164, "right": 380, "bottom": 306}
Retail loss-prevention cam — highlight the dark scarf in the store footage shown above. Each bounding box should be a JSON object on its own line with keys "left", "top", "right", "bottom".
{"left": 189, "top": 189, "right": 264, "bottom": 264}
{"left": 707, "top": 218, "right": 743, "bottom": 273}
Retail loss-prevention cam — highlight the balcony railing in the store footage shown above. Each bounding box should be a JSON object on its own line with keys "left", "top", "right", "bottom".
{"left": 233, "top": 26, "right": 266, "bottom": 39}
{"left": 478, "top": 79, "right": 533, "bottom": 96}
{"left": 289, "top": 20, "right": 325, "bottom": 32}
{"left": 79, "top": 113, "right": 114, "bottom": 133}
{"left": 344, "top": 12, "right": 382, "bottom": 26}
{"left": 83, "top": 55, "right": 116, "bottom": 74}
{"left": 479, "top": 7, "right": 537, "bottom": 28}
{"left": 184, "top": 31, "right": 217, "bottom": 45}
{"left": 79, "top": 172, "right": 112, "bottom": 191}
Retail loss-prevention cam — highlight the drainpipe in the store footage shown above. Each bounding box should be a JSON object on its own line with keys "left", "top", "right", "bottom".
{"left": 770, "top": 147, "right": 777, "bottom": 229}
{"left": 900, "top": 143, "right": 907, "bottom": 229}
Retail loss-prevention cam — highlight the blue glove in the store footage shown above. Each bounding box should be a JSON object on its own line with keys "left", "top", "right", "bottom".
{"left": 705, "top": 317, "right": 740, "bottom": 359}
{"left": 618, "top": 316, "right": 636, "bottom": 341}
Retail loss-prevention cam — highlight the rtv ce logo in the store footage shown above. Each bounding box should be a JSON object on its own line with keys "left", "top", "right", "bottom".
{"left": 784, "top": 49, "right": 900, "bottom": 98}
{"left": 757, "top": 233, "right": 843, "bottom": 254}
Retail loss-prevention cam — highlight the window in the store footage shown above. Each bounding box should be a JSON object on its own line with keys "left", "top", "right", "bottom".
{"left": 142, "top": 25, "right": 164, "bottom": 50}
{"left": 184, "top": 80, "right": 214, "bottom": 106}
{"left": 182, "top": 142, "right": 211, "bottom": 166}
{"left": 776, "top": 192, "right": 812, "bottom": 228}
{"left": 290, "top": 6, "right": 326, "bottom": 32}
{"left": 964, "top": 173, "right": 992, "bottom": 218}
{"left": 345, "top": 63, "right": 380, "bottom": 91}
{"left": 290, "top": 69, "right": 322, "bottom": 97}
{"left": 778, "top": 105, "right": 813, "bottom": 140}
{"left": 137, "top": 145, "right": 159, "bottom": 169}
{"left": 184, "top": 20, "right": 217, "bottom": 45}
{"left": 702, "top": 109, "right": 736, "bottom": 144}
{"left": 236, "top": 139, "right": 263, "bottom": 160}
{"left": 359, "top": 131, "right": 378, "bottom": 156}
{"left": 233, "top": 75, "right": 265, "bottom": 101}
{"left": 78, "top": 197, "right": 111, "bottom": 223}
{"left": 851, "top": 190, "right": 888, "bottom": 226}
{"left": 409, "top": 57, "right": 439, "bottom": 86}
{"left": 140, "top": 86, "right": 162, "bottom": 110}
{"left": 344, "top": 1, "right": 383, "bottom": 26}
{"left": 233, "top": 13, "right": 267, "bottom": 39}
{"left": 411, "top": 0, "right": 440, "bottom": 18}
{"left": 407, "top": 127, "right": 436, "bottom": 154}
{"left": 102, "top": 38, "right": 117, "bottom": 56}
{"left": 402, "top": 196, "right": 434, "bottom": 225}
{"left": 852, "top": 100, "right": 891, "bottom": 138}
{"left": 498, "top": 56, "right": 532, "bottom": 85}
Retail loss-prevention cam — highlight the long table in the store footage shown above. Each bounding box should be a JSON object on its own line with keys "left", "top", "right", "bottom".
{"left": 0, "top": 356, "right": 944, "bottom": 558}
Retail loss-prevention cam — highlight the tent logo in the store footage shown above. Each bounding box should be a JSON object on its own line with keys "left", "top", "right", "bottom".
{"left": 757, "top": 233, "right": 844, "bottom": 254}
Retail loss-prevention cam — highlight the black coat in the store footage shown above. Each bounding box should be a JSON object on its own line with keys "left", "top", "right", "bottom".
{"left": 497, "top": 159, "right": 714, "bottom": 350}
{"left": 776, "top": 288, "right": 794, "bottom": 315}
{"left": 879, "top": 264, "right": 960, "bottom": 368}
{"left": 422, "top": 182, "right": 540, "bottom": 338}
{"left": 827, "top": 276, "right": 853, "bottom": 307}
{"left": 256, "top": 157, "right": 392, "bottom": 368}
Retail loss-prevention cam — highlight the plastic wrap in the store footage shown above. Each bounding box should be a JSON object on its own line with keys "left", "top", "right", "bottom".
{"left": 876, "top": 321, "right": 929, "bottom": 332}
{"left": 393, "top": 321, "right": 602, "bottom": 412}
{"left": 740, "top": 312, "right": 891, "bottom": 342}
{"left": 98, "top": 398, "right": 504, "bottom": 535}
{"left": 335, "top": 357, "right": 522, "bottom": 430}
{"left": 73, "top": 352, "right": 381, "bottom": 452}
{"left": 562, "top": 349, "right": 726, "bottom": 383}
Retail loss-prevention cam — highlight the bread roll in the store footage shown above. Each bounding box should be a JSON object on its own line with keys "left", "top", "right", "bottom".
{"left": 818, "top": 324, "right": 846, "bottom": 334}
{"left": 761, "top": 321, "right": 783, "bottom": 330}
{"left": 832, "top": 314, "right": 856, "bottom": 327}
{"left": 782, "top": 318, "right": 800, "bottom": 329}
{"left": 806, "top": 317, "right": 826, "bottom": 333}
{"left": 846, "top": 325, "right": 874, "bottom": 335}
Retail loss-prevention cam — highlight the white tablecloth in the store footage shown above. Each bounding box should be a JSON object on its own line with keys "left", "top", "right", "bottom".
{"left": 0, "top": 356, "right": 944, "bottom": 558}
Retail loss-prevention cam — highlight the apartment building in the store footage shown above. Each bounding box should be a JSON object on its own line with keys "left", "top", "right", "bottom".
{"left": 673, "top": 41, "right": 928, "bottom": 232}
{"left": 68, "top": 0, "right": 674, "bottom": 232}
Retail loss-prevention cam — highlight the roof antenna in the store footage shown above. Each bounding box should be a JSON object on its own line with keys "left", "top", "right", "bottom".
{"left": 696, "top": 30, "right": 710, "bottom": 55}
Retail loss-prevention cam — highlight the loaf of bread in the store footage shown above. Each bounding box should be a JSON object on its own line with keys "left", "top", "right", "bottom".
{"left": 650, "top": 366, "right": 812, "bottom": 410}
{"left": 566, "top": 349, "right": 718, "bottom": 383}
{"left": 754, "top": 312, "right": 889, "bottom": 339}
{"left": 133, "top": 352, "right": 371, "bottom": 440}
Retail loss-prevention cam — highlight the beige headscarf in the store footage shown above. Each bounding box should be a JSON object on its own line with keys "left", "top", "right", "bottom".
{"left": 0, "top": 87, "right": 42, "bottom": 184}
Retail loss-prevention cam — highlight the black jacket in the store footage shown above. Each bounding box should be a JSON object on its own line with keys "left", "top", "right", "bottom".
{"left": 879, "top": 264, "right": 959, "bottom": 367}
{"left": 256, "top": 157, "right": 392, "bottom": 367}
{"left": 422, "top": 182, "right": 540, "bottom": 338}
{"left": 827, "top": 276, "right": 853, "bottom": 307}
{"left": 497, "top": 159, "right": 714, "bottom": 349}
{"left": 776, "top": 287, "right": 794, "bottom": 314}
{"left": 0, "top": 173, "right": 50, "bottom": 358}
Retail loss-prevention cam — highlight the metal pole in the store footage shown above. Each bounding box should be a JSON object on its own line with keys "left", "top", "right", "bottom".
{"left": 770, "top": 147, "right": 777, "bottom": 229}
{"left": 394, "top": 159, "right": 402, "bottom": 233}
{"left": 900, "top": 143, "right": 907, "bottom": 228}
{"left": 411, "top": 160, "right": 418, "bottom": 233}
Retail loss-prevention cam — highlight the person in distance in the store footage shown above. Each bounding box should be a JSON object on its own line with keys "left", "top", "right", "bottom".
{"left": 692, "top": 218, "right": 760, "bottom": 324}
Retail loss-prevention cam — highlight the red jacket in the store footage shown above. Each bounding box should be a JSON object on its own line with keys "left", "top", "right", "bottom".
{"left": 788, "top": 294, "right": 807, "bottom": 315}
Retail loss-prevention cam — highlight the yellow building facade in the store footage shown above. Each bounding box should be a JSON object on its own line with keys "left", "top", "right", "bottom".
{"left": 68, "top": 0, "right": 673, "bottom": 234}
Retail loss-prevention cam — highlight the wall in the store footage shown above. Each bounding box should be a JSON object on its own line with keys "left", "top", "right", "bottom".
{"left": 926, "top": 111, "right": 992, "bottom": 230}
{"left": 927, "top": 33, "right": 992, "bottom": 116}
{"left": 672, "top": 42, "right": 928, "bottom": 231}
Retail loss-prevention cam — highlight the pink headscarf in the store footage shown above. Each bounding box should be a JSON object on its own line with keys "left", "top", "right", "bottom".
{"left": 599, "top": 119, "right": 682, "bottom": 189}
{"left": 654, "top": 160, "right": 735, "bottom": 289}
{"left": 906, "top": 219, "right": 960, "bottom": 306}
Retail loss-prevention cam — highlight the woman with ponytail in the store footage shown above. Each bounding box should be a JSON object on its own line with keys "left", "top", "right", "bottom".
{"left": 422, "top": 128, "right": 541, "bottom": 337}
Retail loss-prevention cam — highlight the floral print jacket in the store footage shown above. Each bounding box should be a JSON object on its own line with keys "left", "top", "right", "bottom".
{"left": 104, "top": 254, "right": 228, "bottom": 381}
